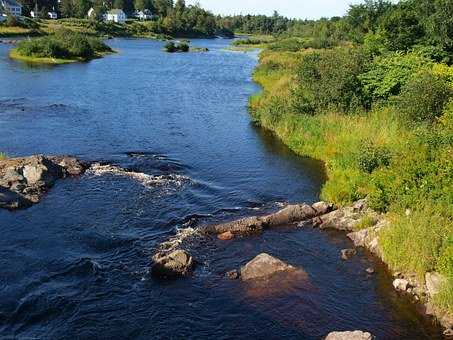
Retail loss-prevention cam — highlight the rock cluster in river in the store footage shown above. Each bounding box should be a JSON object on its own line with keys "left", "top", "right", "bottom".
{"left": 0, "top": 155, "right": 86, "bottom": 210}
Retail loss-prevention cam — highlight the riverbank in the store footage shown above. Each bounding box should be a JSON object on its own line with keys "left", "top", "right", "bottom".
{"left": 247, "top": 44, "right": 453, "bottom": 332}
{"left": 0, "top": 18, "right": 234, "bottom": 40}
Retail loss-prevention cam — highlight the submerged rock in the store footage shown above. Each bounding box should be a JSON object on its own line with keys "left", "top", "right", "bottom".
{"left": 218, "top": 231, "right": 234, "bottom": 241}
{"left": 241, "top": 253, "right": 298, "bottom": 281}
{"left": 226, "top": 269, "right": 239, "bottom": 280}
{"left": 151, "top": 250, "right": 194, "bottom": 278}
{"left": 325, "top": 330, "right": 374, "bottom": 340}
{"left": 0, "top": 155, "right": 87, "bottom": 210}
{"left": 340, "top": 248, "right": 357, "bottom": 261}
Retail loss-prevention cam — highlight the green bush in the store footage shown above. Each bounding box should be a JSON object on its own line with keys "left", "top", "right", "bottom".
{"left": 179, "top": 41, "right": 189, "bottom": 52}
{"left": 16, "top": 31, "right": 112, "bottom": 60}
{"left": 395, "top": 70, "right": 453, "bottom": 123}
{"left": 164, "top": 41, "right": 177, "bottom": 52}
{"left": 295, "top": 47, "right": 368, "bottom": 113}
{"left": 357, "top": 143, "right": 391, "bottom": 173}
{"left": 359, "top": 52, "right": 432, "bottom": 103}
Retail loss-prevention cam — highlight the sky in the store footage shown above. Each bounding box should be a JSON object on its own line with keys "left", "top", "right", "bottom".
{"left": 185, "top": 0, "right": 366, "bottom": 20}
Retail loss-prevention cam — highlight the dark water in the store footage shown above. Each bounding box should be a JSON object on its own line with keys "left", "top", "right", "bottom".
{"left": 0, "top": 39, "right": 441, "bottom": 339}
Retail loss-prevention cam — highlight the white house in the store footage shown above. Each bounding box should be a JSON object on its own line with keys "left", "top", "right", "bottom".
{"left": 48, "top": 11, "right": 57, "bottom": 19}
{"left": 1, "top": 0, "right": 22, "bottom": 17}
{"left": 134, "top": 9, "right": 152, "bottom": 21}
{"left": 87, "top": 7, "right": 94, "bottom": 18}
{"left": 106, "top": 9, "right": 126, "bottom": 23}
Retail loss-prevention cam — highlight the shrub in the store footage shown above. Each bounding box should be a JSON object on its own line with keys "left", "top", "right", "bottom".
{"left": 178, "top": 41, "right": 189, "bottom": 52}
{"left": 164, "top": 41, "right": 177, "bottom": 52}
{"left": 15, "top": 31, "right": 111, "bottom": 60}
{"left": 395, "top": 70, "right": 453, "bottom": 123}
{"left": 357, "top": 143, "right": 391, "bottom": 173}
{"left": 359, "top": 52, "right": 432, "bottom": 103}
{"left": 295, "top": 47, "right": 368, "bottom": 113}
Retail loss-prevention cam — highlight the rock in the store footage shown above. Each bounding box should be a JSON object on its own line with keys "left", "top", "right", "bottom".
{"left": 0, "top": 155, "right": 87, "bottom": 210}
{"left": 226, "top": 270, "right": 239, "bottom": 280}
{"left": 366, "top": 267, "right": 375, "bottom": 274}
{"left": 204, "top": 203, "right": 320, "bottom": 236}
{"left": 218, "top": 231, "right": 234, "bottom": 241}
{"left": 0, "top": 186, "right": 31, "bottom": 210}
{"left": 312, "top": 201, "right": 333, "bottom": 215}
{"left": 49, "top": 156, "right": 86, "bottom": 176}
{"left": 425, "top": 272, "right": 447, "bottom": 298}
{"left": 22, "top": 156, "right": 62, "bottom": 186}
{"left": 341, "top": 248, "right": 357, "bottom": 260}
{"left": 325, "top": 330, "right": 374, "bottom": 340}
{"left": 240, "top": 253, "right": 297, "bottom": 281}
{"left": 151, "top": 250, "right": 194, "bottom": 278}
{"left": 261, "top": 204, "right": 317, "bottom": 227}
{"left": 204, "top": 216, "right": 264, "bottom": 235}
{"left": 393, "top": 278, "right": 409, "bottom": 291}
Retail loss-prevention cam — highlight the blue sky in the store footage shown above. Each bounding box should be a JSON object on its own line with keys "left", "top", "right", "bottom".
{"left": 186, "top": 0, "right": 366, "bottom": 19}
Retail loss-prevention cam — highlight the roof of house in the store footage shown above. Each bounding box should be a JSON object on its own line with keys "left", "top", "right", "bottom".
{"left": 107, "top": 9, "right": 125, "bottom": 15}
{"left": 2, "top": 0, "right": 22, "bottom": 7}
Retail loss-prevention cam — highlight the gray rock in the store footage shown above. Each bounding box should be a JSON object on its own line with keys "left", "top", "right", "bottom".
{"left": 151, "top": 250, "right": 194, "bottom": 278}
{"left": 325, "top": 330, "right": 374, "bottom": 340}
{"left": 0, "top": 186, "right": 31, "bottom": 210}
{"left": 393, "top": 278, "right": 409, "bottom": 291}
{"left": 341, "top": 248, "right": 357, "bottom": 260}
{"left": 425, "top": 272, "right": 447, "bottom": 297}
{"left": 50, "top": 156, "right": 86, "bottom": 176}
{"left": 240, "top": 253, "right": 297, "bottom": 281}
{"left": 22, "top": 156, "right": 62, "bottom": 186}
{"left": 312, "top": 201, "right": 333, "bottom": 215}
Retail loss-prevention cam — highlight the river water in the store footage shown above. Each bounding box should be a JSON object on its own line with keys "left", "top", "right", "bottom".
{"left": 0, "top": 38, "right": 442, "bottom": 339}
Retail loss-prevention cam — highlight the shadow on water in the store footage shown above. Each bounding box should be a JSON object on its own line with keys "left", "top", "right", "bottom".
{"left": 251, "top": 123, "right": 328, "bottom": 193}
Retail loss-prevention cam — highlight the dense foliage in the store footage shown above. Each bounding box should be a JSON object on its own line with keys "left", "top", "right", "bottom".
{"left": 16, "top": 30, "right": 112, "bottom": 60}
{"left": 247, "top": 0, "right": 453, "bottom": 315}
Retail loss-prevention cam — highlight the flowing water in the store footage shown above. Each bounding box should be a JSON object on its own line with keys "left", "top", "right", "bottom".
{"left": 0, "top": 38, "right": 442, "bottom": 339}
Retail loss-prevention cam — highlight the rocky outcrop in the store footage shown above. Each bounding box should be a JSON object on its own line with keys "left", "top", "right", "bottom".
{"left": 241, "top": 253, "right": 301, "bottom": 281}
{"left": 0, "top": 155, "right": 87, "bottom": 210}
{"left": 151, "top": 250, "right": 194, "bottom": 278}
{"left": 325, "top": 331, "right": 374, "bottom": 340}
{"left": 425, "top": 272, "right": 447, "bottom": 298}
{"left": 203, "top": 202, "right": 333, "bottom": 236}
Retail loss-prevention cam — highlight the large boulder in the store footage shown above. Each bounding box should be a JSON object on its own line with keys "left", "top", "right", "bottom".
{"left": 241, "top": 253, "right": 298, "bottom": 281}
{"left": 325, "top": 331, "right": 374, "bottom": 340}
{"left": 151, "top": 250, "right": 194, "bottom": 278}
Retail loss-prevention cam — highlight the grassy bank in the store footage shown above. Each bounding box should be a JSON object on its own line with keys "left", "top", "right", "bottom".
{"left": 249, "top": 46, "right": 453, "bottom": 314}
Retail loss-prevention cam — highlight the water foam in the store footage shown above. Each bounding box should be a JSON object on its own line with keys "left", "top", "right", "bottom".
{"left": 87, "top": 163, "right": 191, "bottom": 190}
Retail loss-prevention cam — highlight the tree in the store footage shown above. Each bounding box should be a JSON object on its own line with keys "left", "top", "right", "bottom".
{"left": 75, "top": 0, "right": 90, "bottom": 18}
{"left": 60, "top": 0, "right": 75, "bottom": 17}
{"left": 114, "top": 0, "right": 124, "bottom": 9}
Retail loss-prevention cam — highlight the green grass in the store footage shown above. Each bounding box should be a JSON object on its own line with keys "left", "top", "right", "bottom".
{"left": 9, "top": 48, "right": 79, "bottom": 64}
{"left": 250, "top": 48, "right": 453, "bottom": 314}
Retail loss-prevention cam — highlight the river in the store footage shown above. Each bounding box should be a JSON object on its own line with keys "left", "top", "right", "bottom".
{"left": 0, "top": 38, "right": 442, "bottom": 339}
